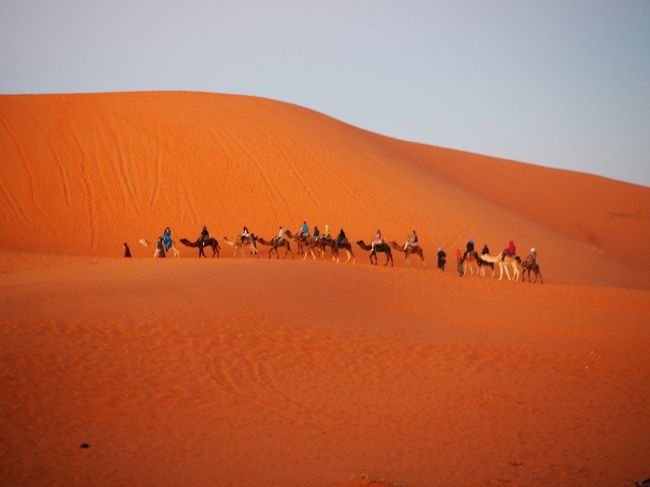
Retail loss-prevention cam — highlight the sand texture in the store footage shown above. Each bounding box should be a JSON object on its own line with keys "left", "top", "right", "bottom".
{"left": 1, "top": 92, "right": 649, "bottom": 486}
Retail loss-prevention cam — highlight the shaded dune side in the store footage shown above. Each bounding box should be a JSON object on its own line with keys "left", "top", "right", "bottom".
{"left": 386, "top": 139, "right": 650, "bottom": 272}
{"left": 0, "top": 92, "right": 648, "bottom": 287}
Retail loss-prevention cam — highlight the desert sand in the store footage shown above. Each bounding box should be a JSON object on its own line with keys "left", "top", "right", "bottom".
{"left": 1, "top": 92, "right": 649, "bottom": 486}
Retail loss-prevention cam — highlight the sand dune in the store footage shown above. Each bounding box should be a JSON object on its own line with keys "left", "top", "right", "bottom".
{"left": 1, "top": 92, "right": 650, "bottom": 486}
{"left": 1, "top": 92, "right": 649, "bottom": 287}
{"left": 1, "top": 254, "right": 649, "bottom": 486}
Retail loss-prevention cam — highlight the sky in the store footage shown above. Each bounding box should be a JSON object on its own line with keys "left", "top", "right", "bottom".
{"left": 1, "top": 0, "right": 649, "bottom": 186}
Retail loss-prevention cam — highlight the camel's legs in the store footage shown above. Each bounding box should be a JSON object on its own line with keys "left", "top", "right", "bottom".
{"left": 504, "top": 264, "right": 512, "bottom": 280}
{"left": 168, "top": 245, "right": 179, "bottom": 258}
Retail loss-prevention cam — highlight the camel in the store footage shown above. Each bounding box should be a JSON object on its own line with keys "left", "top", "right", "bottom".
{"left": 222, "top": 235, "right": 259, "bottom": 257}
{"left": 139, "top": 238, "right": 180, "bottom": 258}
{"left": 301, "top": 236, "right": 321, "bottom": 261}
{"left": 478, "top": 251, "right": 521, "bottom": 281}
{"left": 256, "top": 237, "right": 292, "bottom": 259}
{"left": 521, "top": 258, "right": 543, "bottom": 284}
{"left": 179, "top": 237, "right": 220, "bottom": 258}
{"left": 356, "top": 240, "right": 393, "bottom": 267}
{"left": 389, "top": 241, "right": 425, "bottom": 266}
{"left": 284, "top": 230, "right": 309, "bottom": 255}
{"left": 474, "top": 253, "right": 496, "bottom": 278}
{"left": 460, "top": 251, "right": 480, "bottom": 276}
{"left": 315, "top": 237, "right": 355, "bottom": 264}
{"left": 281, "top": 230, "right": 322, "bottom": 260}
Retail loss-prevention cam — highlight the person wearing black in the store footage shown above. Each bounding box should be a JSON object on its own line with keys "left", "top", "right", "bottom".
{"left": 437, "top": 247, "right": 446, "bottom": 271}
{"left": 199, "top": 225, "right": 210, "bottom": 246}
{"left": 337, "top": 228, "right": 347, "bottom": 246}
{"left": 481, "top": 244, "right": 490, "bottom": 255}
{"left": 123, "top": 242, "right": 132, "bottom": 258}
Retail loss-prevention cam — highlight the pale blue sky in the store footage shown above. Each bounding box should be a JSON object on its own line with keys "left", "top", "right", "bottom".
{"left": 1, "top": 0, "right": 649, "bottom": 186}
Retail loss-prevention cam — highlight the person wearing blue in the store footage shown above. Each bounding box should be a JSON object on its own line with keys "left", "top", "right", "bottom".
{"left": 463, "top": 238, "right": 475, "bottom": 260}
{"left": 298, "top": 221, "right": 309, "bottom": 240}
{"left": 162, "top": 227, "right": 173, "bottom": 253}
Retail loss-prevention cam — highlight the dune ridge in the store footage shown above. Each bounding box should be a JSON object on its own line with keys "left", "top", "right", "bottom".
{"left": 1, "top": 91, "right": 649, "bottom": 287}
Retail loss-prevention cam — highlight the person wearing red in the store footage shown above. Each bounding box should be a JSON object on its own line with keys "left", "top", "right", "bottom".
{"left": 455, "top": 249, "right": 464, "bottom": 277}
{"left": 503, "top": 240, "right": 516, "bottom": 257}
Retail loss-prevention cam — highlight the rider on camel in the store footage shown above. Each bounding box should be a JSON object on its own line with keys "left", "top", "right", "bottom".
{"left": 313, "top": 225, "right": 320, "bottom": 240}
{"left": 298, "top": 221, "right": 309, "bottom": 240}
{"left": 404, "top": 230, "right": 418, "bottom": 251}
{"left": 199, "top": 225, "right": 210, "bottom": 246}
{"left": 162, "top": 227, "right": 173, "bottom": 253}
{"left": 274, "top": 226, "right": 285, "bottom": 246}
{"left": 463, "top": 238, "right": 475, "bottom": 260}
{"left": 525, "top": 247, "right": 537, "bottom": 267}
{"left": 322, "top": 224, "right": 331, "bottom": 240}
{"left": 371, "top": 229, "right": 384, "bottom": 251}
{"left": 337, "top": 228, "right": 347, "bottom": 246}
{"left": 481, "top": 244, "right": 490, "bottom": 255}
{"left": 240, "top": 226, "right": 250, "bottom": 244}
{"left": 502, "top": 240, "right": 516, "bottom": 258}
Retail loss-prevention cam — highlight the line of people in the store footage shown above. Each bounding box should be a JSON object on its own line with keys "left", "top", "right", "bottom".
{"left": 139, "top": 224, "right": 537, "bottom": 275}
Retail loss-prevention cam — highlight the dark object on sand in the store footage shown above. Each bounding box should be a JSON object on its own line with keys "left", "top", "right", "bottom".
{"left": 80, "top": 443, "right": 90, "bottom": 449}
{"left": 123, "top": 242, "right": 132, "bottom": 258}
{"left": 636, "top": 479, "right": 650, "bottom": 487}
{"left": 156, "top": 237, "right": 166, "bottom": 258}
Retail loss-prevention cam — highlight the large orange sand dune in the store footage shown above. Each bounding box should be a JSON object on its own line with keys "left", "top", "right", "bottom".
{"left": 1, "top": 92, "right": 649, "bottom": 286}
{"left": 1, "top": 92, "right": 650, "bottom": 486}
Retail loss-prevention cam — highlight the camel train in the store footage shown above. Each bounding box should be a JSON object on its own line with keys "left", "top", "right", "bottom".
{"left": 459, "top": 250, "right": 542, "bottom": 284}
{"left": 136, "top": 226, "right": 541, "bottom": 284}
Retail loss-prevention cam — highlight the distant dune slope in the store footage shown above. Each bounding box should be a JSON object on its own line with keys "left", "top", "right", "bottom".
{"left": 1, "top": 92, "right": 648, "bottom": 286}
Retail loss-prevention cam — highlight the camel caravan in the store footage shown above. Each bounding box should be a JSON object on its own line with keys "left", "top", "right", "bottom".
{"left": 133, "top": 223, "right": 542, "bottom": 284}
{"left": 457, "top": 239, "right": 543, "bottom": 284}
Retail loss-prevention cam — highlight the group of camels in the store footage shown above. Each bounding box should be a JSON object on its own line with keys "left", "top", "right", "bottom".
{"left": 140, "top": 231, "right": 542, "bottom": 283}
{"left": 460, "top": 250, "right": 543, "bottom": 284}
